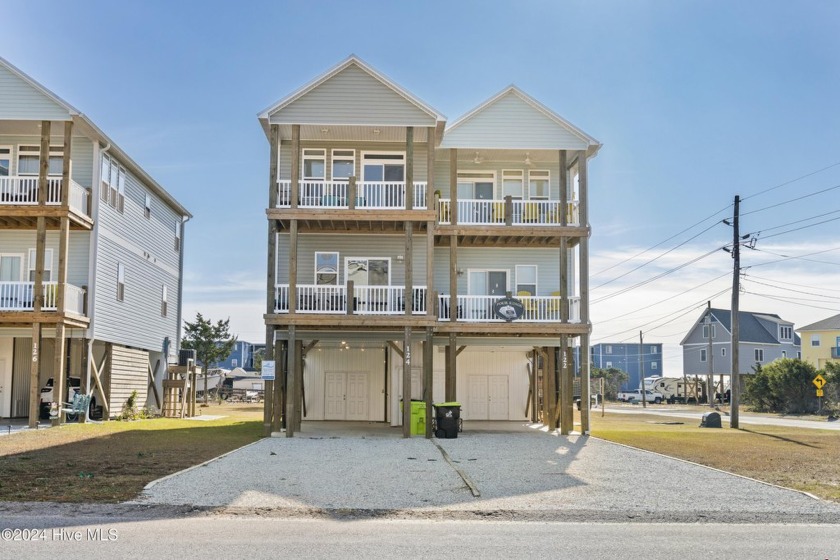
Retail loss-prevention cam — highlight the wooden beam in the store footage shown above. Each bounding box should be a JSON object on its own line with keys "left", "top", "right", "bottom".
{"left": 90, "top": 348, "right": 110, "bottom": 418}
{"left": 285, "top": 325, "right": 296, "bottom": 437}
{"left": 456, "top": 345, "right": 466, "bottom": 357}
{"left": 559, "top": 150, "right": 568, "bottom": 227}
{"left": 577, "top": 151, "right": 591, "bottom": 435}
{"left": 52, "top": 323, "right": 67, "bottom": 424}
{"left": 449, "top": 149, "right": 457, "bottom": 224}
{"left": 387, "top": 340, "right": 403, "bottom": 359}
{"left": 302, "top": 340, "right": 319, "bottom": 356}
{"left": 424, "top": 328, "right": 433, "bottom": 438}
{"left": 264, "top": 325, "right": 274, "bottom": 436}
{"left": 61, "top": 121, "right": 72, "bottom": 208}
{"left": 449, "top": 235, "right": 457, "bottom": 323}
{"left": 405, "top": 220, "right": 413, "bottom": 317}
{"left": 547, "top": 346, "right": 557, "bottom": 430}
{"left": 405, "top": 126, "right": 413, "bottom": 211}
{"left": 148, "top": 359, "right": 162, "bottom": 410}
{"left": 446, "top": 333, "right": 456, "bottom": 401}
{"left": 426, "top": 126, "right": 436, "bottom": 210}
{"left": 402, "top": 326, "right": 412, "bottom": 438}
{"left": 289, "top": 220, "right": 298, "bottom": 314}
{"left": 28, "top": 323, "right": 41, "bottom": 428}
{"left": 295, "top": 339, "right": 303, "bottom": 431}
{"left": 290, "top": 125, "right": 300, "bottom": 209}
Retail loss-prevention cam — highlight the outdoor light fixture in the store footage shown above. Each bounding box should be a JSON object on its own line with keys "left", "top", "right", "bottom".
{"left": 473, "top": 151, "right": 483, "bottom": 164}
{"left": 396, "top": 255, "right": 404, "bottom": 263}
{"left": 524, "top": 152, "right": 532, "bottom": 166}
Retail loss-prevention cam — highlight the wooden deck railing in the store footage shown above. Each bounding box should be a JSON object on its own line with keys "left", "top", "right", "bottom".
{"left": 0, "top": 176, "right": 90, "bottom": 217}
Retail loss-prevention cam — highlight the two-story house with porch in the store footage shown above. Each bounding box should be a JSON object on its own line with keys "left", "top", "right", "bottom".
{"left": 260, "top": 56, "right": 599, "bottom": 437}
{"left": 681, "top": 307, "right": 800, "bottom": 393}
{"left": 0, "top": 57, "right": 190, "bottom": 426}
{"left": 797, "top": 313, "right": 840, "bottom": 369}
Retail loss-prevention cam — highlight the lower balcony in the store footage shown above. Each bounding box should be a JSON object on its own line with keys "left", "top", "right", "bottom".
{"left": 0, "top": 281, "right": 87, "bottom": 315}
{"left": 273, "top": 285, "right": 580, "bottom": 323}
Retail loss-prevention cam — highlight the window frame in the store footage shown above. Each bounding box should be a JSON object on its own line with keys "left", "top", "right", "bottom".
{"left": 161, "top": 284, "right": 168, "bottom": 317}
{"left": 755, "top": 348, "right": 764, "bottom": 362}
{"left": 17, "top": 145, "right": 63, "bottom": 176}
{"left": 302, "top": 148, "right": 326, "bottom": 181}
{"left": 527, "top": 169, "right": 551, "bottom": 200}
{"left": 175, "top": 222, "right": 181, "bottom": 252}
{"left": 811, "top": 334, "right": 821, "bottom": 347}
{"left": 331, "top": 149, "right": 355, "bottom": 181}
{"left": 515, "top": 264, "right": 538, "bottom": 297}
{"left": 0, "top": 253, "right": 24, "bottom": 282}
{"left": 117, "top": 263, "right": 125, "bottom": 302}
{"left": 27, "top": 248, "right": 53, "bottom": 282}
{"left": 700, "top": 348, "right": 707, "bottom": 362}
{"left": 779, "top": 325, "right": 792, "bottom": 340}
{"left": 501, "top": 169, "right": 524, "bottom": 199}
{"left": 315, "top": 252, "right": 339, "bottom": 286}
{"left": 144, "top": 194, "right": 152, "bottom": 219}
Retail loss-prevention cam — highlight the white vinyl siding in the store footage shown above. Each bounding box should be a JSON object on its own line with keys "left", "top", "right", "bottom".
{"left": 0, "top": 63, "right": 72, "bottom": 121}
{"left": 440, "top": 90, "right": 590, "bottom": 150}
{"left": 269, "top": 64, "right": 436, "bottom": 127}
{"left": 279, "top": 141, "right": 429, "bottom": 182}
{"left": 0, "top": 231, "right": 89, "bottom": 286}
{"left": 27, "top": 248, "right": 53, "bottom": 281}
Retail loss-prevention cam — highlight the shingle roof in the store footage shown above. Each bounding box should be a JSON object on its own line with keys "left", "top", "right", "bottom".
{"left": 683, "top": 308, "right": 799, "bottom": 345}
{"left": 797, "top": 313, "right": 840, "bottom": 332}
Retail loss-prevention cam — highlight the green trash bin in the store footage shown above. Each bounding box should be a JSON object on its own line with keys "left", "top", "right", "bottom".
{"left": 400, "top": 399, "right": 427, "bottom": 436}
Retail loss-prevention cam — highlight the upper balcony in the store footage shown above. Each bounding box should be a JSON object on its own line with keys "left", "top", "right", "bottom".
{"left": 0, "top": 176, "right": 92, "bottom": 228}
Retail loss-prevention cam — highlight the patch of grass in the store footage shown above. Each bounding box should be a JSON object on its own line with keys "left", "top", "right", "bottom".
{"left": 0, "top": 403, "right": 263, "bottom": 503}
{"left": 591, "top": 412, "right": 840, "bottom": 502}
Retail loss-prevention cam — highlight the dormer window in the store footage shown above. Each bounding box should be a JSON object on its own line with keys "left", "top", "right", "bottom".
{"left": 779, "top": 325, "right": 792, "bottom": 340}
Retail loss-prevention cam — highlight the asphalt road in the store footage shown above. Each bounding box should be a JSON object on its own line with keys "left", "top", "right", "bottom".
{"left": 603, "top": 405, "right": 840, "bottom": 430}
{"left": 0, "top": 515, "right": 838, "bottom": 560}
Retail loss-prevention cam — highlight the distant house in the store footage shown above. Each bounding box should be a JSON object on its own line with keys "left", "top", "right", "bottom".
{"left": 681, "top": 308, "right": 801, "bottom": 380}
{"left": 216, "top": 340, "right": 264, "bottom": 371}
{"left": 577, "top": 343, "right": 663, "bottom": 390}
{"left": 796, "top": 313, "right": 840, "bottom": 369}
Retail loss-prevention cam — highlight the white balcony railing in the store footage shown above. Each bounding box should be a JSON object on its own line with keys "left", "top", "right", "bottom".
{"left": 274, "top": 284, "right": 428, "bottom": 315}
{"left": 437, "top": 198, "right": 580, "bottom": 226}
{"left": 437, "top": 294, "right": 580, "bottom": 323}
{"left": 0, "top": 176, "right": 91, "bottom": 217}
{"left": 276, "top": 181, "right": 428, "bottom": 210}
{"left": 0, "top": 281, "right": 86, "bottom": 314}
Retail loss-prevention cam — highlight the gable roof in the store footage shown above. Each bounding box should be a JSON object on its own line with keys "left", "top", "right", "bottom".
{"left": 797, "top": 313, "right": 840, "bottom": 332}
{"left": 440, "top": 86, "right": 601, "bottom": 156}
{"left": 0, "top": 56, "right": 190, "bottom": 218}
{"left": 258, "top": 55, "right": 446, "bottom": 126}
{"left": 681, "top": 308, "right": 799, "bottom": 346}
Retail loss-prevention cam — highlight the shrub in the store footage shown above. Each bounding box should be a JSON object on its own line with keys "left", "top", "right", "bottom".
{"left": 744, "top": 359, "right": 819, "bottom": 414}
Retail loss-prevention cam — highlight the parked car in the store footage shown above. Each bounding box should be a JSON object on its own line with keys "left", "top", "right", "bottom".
{"left": 617, "top": 389, "right": 663, "bottom": 404}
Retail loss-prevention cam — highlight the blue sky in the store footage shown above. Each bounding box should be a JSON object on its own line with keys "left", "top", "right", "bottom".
{"left": 4, "top": 1, "right": 840, "bottom": 373}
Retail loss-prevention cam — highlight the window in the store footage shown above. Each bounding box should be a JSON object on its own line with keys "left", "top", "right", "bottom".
{"left": 457, "top": 171, "right": 495, "bottom": 200}
{"left": 302, "top": 149, "right": 326, "bottom": 180}
{"left": 721, "top": 348, "right": 727, "bottom": 357}
{"left": 798, "top": 351, "right": 802, "bottom": 359}
{"left": 782, "top": 350, "right": 787, "bottom": 358}
{"left": 161, "top": 285, "right": 167, "bottom": 317}
{"left": 0, "top": 146, "right": 11, "bottom": 178}
{"left": 651, "top": 362, "right": 658, "bottom": 370}
{"left": 18, "top": 145, "right": 63, "bottom": 176}
{"left": 605, "top": 361, "right": 613, "bottom": 369}
{"left": 811, "top": 335, "right": 821, "bottom": 347}
{"left": 345, "top": 257, "right": 390, "bottom": 286}
{"left": 100, "top": 154, "right": 125, "bottom": 212}
{"left": 703, "top": 324, "right": 716, "bottom": 339}
{"left": 175, "top": 222, "right": 181, "bottom": 252}
{"left": 117, "top": 263, "right": 125, "bottom": 302}
{"left": 232, "top": 359, "right": 238, "bottom": 367}
{"left": 515, "top": 265, "right": 537, "bottom": 296}
{"left": 528, "top": 170, "right": 550, "bottom": 200}
{"left": 502, "top": 170, "right": 524, "bottom": 199}
{"left": 331, "top": 149, "right": 355, "bottom": 180}
{"left": 315, "top": 252, "right": 339, "bottom": 285}
{"left": 780, "top": 326, "right": 792, "bottom": 340}
{"left": 27, "top": 249, "right": 53, "bottom": 281}
{"left": 0, "top": 254, "right": 23, "bottom": 281}
{"left": 605, "top": 345, "right": 612, "bottom": 354}
{"left": 700, "top": 349, "right": 707, "bottom": 362}
{"left": 144, "top": 194, "right": 151, "bottom": 219}
{"left": 650, "top": 346, "right": 658, "bottom": 354}
{"left": 755, "top": 348, "right": 764, "bottom": 362}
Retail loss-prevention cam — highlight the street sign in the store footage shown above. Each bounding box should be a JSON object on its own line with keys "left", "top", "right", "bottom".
{"left": 261, "top": 360, "right": 276, "bottom": 381}
{"left": 816, "top": 388, "right": 824, "bottom": 397}
{"left": 813, "top": 374, "right": 826, "bottom": 390}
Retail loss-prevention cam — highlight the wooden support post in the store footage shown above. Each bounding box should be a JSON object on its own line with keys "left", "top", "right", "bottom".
{"left": 426, "top": 129, "right": 435, "bottom": 318}
{"left": 61, "top": 121, "right": 72, "bottom": 208}
{"left": 265, "top": 124, "right": 279, "bottom": 437}
{"left": 446, "top": 333, "right": 457, "bottom": 401}
{"left": 405, "top": 126, "right": 414, "bottom": 211}
{"left": 52, "top": 324, "right": 67, "bottom": 425}
{"left": 90, "top": 348, "right": 110, "bottom": 418}
{"left": 449, "top": 235, "right": 457, "bottom": 322}
{"left": 531, "top": 349, "right": 538, "bottom": 422}
{"left": 402, "top": 326, "right": 412, "bottom": 438}
{"left": 405, "top": 222, "right": 413, "bottom": 317}
{"left": 28, "top": 324, "right": 41, "bottom": 428}
{"left": 273, "top": 329, "right": 284, "bottom": 434}
{"left": 504, "top": 195, "right": 513, "bottom": 226}
{"left": 449, "top": 149, "right": 458, "bottom": 224}
{"left": 348, "top": 176, "right": 356, "bottom": 210}
{"left": 295, "top": 339, "right": 303, "bottom": 431}
{"left": 424, "top": 328, "right": 433, "bottom": 439}
{"left": 577, "top": 150, "right": 591, "bottom": 434}
{"left": 148, "top": 359, "right": 162, "bottom": 410}
{"left": 559, "top": 150, "right": 568, "bottom": 226}
{"left": 426, "top": 126, "right": 436, "bottom": 211}
{"left": 546, "top": 346, "right": 557, "bottom": 429}
{"left": 286, "top": 326, "right": 296, "bottom": 437}
{"left": 290, "top": 124, "right": 300, "bottom": 209}
{"left": 559, "top": 335, "right": 573, "bottom": 434}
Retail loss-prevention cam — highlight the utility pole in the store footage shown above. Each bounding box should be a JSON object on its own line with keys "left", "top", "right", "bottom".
{"left": 706, "top": 301, "right": 714, "bottom": 408}
{"left": 640, "top": 330, "right": 646, "bottom": 408}
{"left": 730, "top": 195, "right": 741, "bottom": 428}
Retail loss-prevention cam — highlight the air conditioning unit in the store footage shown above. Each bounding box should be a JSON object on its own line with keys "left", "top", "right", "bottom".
{"left": 178, "top": 349, "right": 196, "bottom": 366}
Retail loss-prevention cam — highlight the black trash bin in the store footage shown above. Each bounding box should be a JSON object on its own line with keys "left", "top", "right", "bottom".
{"left": 433, "top": 402, "right": 461, "bottom": 439}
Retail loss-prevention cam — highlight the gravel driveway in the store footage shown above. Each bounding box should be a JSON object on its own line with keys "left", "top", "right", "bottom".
{"left": 134, "top": 423, "right": 840, "bottom": 523}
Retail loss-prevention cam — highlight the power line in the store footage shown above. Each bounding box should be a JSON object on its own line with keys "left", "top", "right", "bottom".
{"left": 592, "top": 246, "right": 724, "bottom": 305}
{"left": 743, "top": 276, "right": 840, "bottom": 301}
{"left": 741, "top": 182, "right": 840, "bottom": 218}
{"left": 749, "top": 246, "right": 840, "bottom": 268}
{"left": 746, "top": 273, "right": 840, "bottom": 294}
{"left": 742, "top": 160, "right": 840, "bottom": 201}
{"left": 757, "top": 215, "right": 840, "bottom": 241}
{"left": 745, "top": 208, "right": 840, "bottom": 237}
{"left": 745, "top": 291, "right": 840, "bottom": 313}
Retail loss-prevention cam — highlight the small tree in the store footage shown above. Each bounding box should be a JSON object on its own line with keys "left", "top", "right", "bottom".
{"left": 822, "top": 362, "right": 840, "bottom": 416}
{"left": 181, "top": 313, "right": 237, "bottom": 403}
{"left": 591, "top": 367, "right": 629, "bottom": 401}
{"left": 744, "top": 358, "right": 819, "bottom": 414}
{"left": 253, "top": 347, "right": 265, "bottom": 372}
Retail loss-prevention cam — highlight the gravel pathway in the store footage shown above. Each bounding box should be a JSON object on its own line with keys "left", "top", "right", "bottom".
{"left": 134, "top": 425, "right": 840, "bottom": 523}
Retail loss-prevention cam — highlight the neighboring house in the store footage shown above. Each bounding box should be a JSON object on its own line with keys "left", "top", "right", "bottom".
{"left": 797, "top": 313, "right": 840, "bottom": 369}
{"left": 0, "top": 57, "right": 190, "bottom": 425}
{"left": 680, "top": 308, "right": 800, "bottom": 382}
{"left": 581, "top": 342, "right": 664, "bottom": 391}
{"left": 216, "top": 340, "right": 263, "bottom": 371}
{"left": 259, "top": 56, "right": 600, "bottom": 436}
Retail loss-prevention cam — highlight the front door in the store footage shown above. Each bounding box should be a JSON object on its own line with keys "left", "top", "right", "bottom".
{"left": 467, "top": 375, "right": 488, "bottom": 420}
{"left": 362, "top": 153, "right": 405, "bottom": 207}
{"left": 0, "top": 358, "right": 10, "bottom": 418}
{"left": 325, "top": 372, "right": 369, "bottom": 420}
